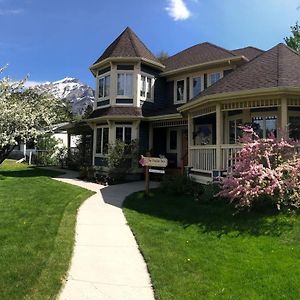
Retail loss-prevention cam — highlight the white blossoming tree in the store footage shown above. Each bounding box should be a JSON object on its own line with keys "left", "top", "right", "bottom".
{"left": 0, "top": 68, "right": 67, "bottom": 164}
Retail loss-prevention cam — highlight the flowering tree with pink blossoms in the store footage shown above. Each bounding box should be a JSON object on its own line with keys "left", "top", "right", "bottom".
{"left": 218, "top": 127, "right": 300, "bottom": 210}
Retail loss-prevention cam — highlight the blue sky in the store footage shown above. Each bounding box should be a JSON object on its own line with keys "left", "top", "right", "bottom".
{"left": 1, "top": 0, "right": 299, "bottom": 87}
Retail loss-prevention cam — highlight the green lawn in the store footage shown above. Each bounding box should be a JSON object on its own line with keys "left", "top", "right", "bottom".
{"left": 123, "top": 189, "right": 300, "bottom": 300}
{"left": 0, "top": 160, "right": 94, "bottom": 300}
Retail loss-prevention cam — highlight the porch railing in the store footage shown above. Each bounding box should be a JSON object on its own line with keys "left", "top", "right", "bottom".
{"left": 190, "top": 145, "right": 217, "bottom": 173}
{"left": 190, "top": 144, "right": 242, "bottom": 174}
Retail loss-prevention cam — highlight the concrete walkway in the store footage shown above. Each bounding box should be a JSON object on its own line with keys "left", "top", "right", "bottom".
{"left": 49, "top": 169, "right": 156, "bottom": 300}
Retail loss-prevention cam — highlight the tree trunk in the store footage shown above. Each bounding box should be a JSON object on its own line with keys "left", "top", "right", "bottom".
{"left": 0, "top": 145, "right": 16, "bottom": 165}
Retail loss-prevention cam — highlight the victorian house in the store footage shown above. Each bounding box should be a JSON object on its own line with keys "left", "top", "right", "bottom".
{"left": 85, "top": 27, "right": 300, "bottom": 183}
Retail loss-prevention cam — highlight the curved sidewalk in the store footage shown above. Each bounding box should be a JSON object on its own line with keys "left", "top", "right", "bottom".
{"left": 52, "top": 169, "right": 156, "bottom": 300}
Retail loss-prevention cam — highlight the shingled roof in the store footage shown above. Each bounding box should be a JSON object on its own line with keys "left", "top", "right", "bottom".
{"left": 232, "top": 46, "right": 264, "bottom": 61}
{"left": 162, "top": 42, "right": 238, "bottom": 73}
{"left": 87, "top": 106, "right": 143, "bottom": 120}
{"left": 92, "top": 27, "right": 161, "bottom": 66}
{"left": 199, "top": 43, "right": 300, "bottom": 98}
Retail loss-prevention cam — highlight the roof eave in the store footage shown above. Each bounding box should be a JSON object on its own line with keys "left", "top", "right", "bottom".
{"left": 144, "top": 113, "right": 182, "bottom": 121}
{"left": 161, "top": 56, "right": 248, "bottom": 77}
{"left": 178, "top": 87, "right": 300, "bottom": 112}
{"left": 89, "top": 57, "right": 165, "bottom": 76}
{"left": 84, "top": 115, "right": 143, "bottom": 123}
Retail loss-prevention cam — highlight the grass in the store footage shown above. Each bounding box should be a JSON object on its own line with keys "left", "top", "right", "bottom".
{"left": 0, "top": 160, "right": 94, "bottom": 300}
{"left": 123, "top": 189, "right": 300, "bottom": 300}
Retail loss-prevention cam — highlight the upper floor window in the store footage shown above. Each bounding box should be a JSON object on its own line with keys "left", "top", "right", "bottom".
{"left": 96, "top": 127, "right": 109, "bottom": 155}
{"left": 140, "top": 75, "right": 153, "bottom": 101}
{"left": 208, "top": 72, "right": 222, "bottom": 86}
{"left": 192, "top": 76, "right": 202, "bottom": 98}
{"left": 98, "top": 74, "right": 110, "bottom": 98}
{"left": 175, "top": 79, "right": 185, "bottom": 104}
{"left": 117, "top": 73, "right": 133, "bottom": 97}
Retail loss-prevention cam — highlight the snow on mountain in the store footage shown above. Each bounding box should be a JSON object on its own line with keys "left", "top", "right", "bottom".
{"left": 35, "top": 77, "right": 95, "bottom": 115}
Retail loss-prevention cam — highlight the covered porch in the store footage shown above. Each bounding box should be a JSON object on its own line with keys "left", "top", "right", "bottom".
{"left": 185, "top": 95, "right": 300, "bottom": 183}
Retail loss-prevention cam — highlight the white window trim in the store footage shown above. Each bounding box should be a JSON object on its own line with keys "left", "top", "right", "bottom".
{"left": 95, "top": 126, "right": 109, "bottom": 157}
{"left": 227, "top": 114, "right": 243, "bottom": 144}
{"left": 140, "top": 73, "right": 154, "bottom": 103}
{"left": 96, "top": 71, "right": 110, "bottom": 101}
{"left": 190, "top": 75, "right": 204, "bottom": 99}
{"left": 117, "top": 71, "right": 134, "bottom": 99}
{"left": 174, "top": 79, "right": 187, "bottom": 104}
{"left": 115, "top": 125, "right": 133, "bottom": 143}
{"left": 207, "top": 72, "right": 223, "bottom": 87}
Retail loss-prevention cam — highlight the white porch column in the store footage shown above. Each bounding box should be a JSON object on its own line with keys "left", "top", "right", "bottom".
{"left": 110, "top": 62, "right": 117, "bottom": 105}
{"left": 281, "top": 97, "right": 288, "bottom": 134}
{"left": 188, "top": 113, "right": 193, "bottom": 166}
{"left": 216, "top": 103, "right": 223, "bottom": 170}
{"left": 107, "top": 120, "right": 115, "bottom": 144}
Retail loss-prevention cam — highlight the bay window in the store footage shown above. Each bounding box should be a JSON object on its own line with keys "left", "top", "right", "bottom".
{"left": 96, "top": 127, "right": 109, "bottom": 155}
{"left": 117, "top": 73, "right": 133, "bottom": 97}
{"left": 98, "top": 75, "right": 110, "bottom": 98}
{"left": 116, "top": 126, "right": 132, "bottom": 144}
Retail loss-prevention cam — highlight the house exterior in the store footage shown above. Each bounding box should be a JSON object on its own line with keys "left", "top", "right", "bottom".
{"left": 85, "top": 27, "right": 300, "bottom": 183}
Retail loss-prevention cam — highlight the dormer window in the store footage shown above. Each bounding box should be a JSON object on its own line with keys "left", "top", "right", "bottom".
{"left": 98, "top": 74, "right": 110, "bottom": 98}
{"left": 140, "top": 74, "right": 153, "bottom": 101}
{"left": 174, "top": 79, "right": 186, "bottom": 104}
{"left": 208, "top": 72, "right": 222, "bottom": 86}
{"left": 117, "top": 73, "right": 133, "bottom": 97}
{"left": 192, "top": 76, "right": 203, "bottom": 98}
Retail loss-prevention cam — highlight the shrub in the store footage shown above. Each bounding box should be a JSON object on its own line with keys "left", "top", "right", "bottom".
{"left": 217, "top": 127, "right": 300, "bottom": 211}
{"left": 106, "top": 140, "right": 139, "bottom": 184}
{"left": 160, "top": 174, "right": 203, "bottom": 197}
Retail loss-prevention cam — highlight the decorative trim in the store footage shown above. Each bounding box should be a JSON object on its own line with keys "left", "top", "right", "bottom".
{"left": 152, "top": 119, "right": 188, "bottom": 128}
{"left": 191, "top": 106, "right": 216, "bottom": 118}
{"left": 222, "top": 98, "right": 279, "bottom": 111}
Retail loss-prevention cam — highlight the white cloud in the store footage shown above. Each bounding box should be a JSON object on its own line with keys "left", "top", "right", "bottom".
{"left": 0, "top": 8, "right": 23, "bottom": 15}
{"left": 165, "top": 0, "right": 191, "bottom": 21}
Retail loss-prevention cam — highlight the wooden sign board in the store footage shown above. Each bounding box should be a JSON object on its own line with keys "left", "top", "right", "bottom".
{"left": 139, "top": 156, "right": 168, "bottom": 168}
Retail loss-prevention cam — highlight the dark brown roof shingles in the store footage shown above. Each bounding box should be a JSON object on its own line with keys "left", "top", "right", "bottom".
{"left": 198, "top": 43, "right": 300, "bottom": 98}
{"left": 163, "top": 42, "right": 236, "bottom": 72}
{"left": 232, "top": 46, "right": 264, "bottom": 61}
{"left": 88, "top": 106, "right": 142, "bottom": 119}
{"left": 93, "top": 27, "right": 160, "bottom": 65}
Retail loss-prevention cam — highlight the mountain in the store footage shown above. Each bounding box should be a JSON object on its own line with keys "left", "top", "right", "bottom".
{"left": 35, "top": 77, "right": 95, "bottom": 115}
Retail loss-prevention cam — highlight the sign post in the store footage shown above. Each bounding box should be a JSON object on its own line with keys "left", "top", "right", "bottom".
{"left": 139, "top": 155, "right": 168, "bottom": 195}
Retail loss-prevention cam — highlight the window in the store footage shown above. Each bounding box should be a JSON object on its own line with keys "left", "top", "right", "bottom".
{"left": 175, "top": 80, "right": 185, "bottom": 103}
{"left": 192, "top": 77, "right": 202, "bottom": 97}
{"left": 229, "top": 119, "right": 243, "bottom": 144}
{"left": 117, "top": 73, "right": 133, "bottom": 97}
{"left": 140, "top": 75, "right": 153, "bottom": 100}
{"left": 252, "top": 116, "right": 277, "bottom": 138}
{"left": 116, "top": 126, "right": 132, "bottom": 144}
{"left": 208, "top": 72, "right": 221, "bottom": 86}
{"left": 98, "top": 75, "right": 110, "bottom": 98}
{"left": 289, "top": 116, "right": 300, "bottom": 140}
{"left": 96, "top": 127, "right": 109, "bottom": 155}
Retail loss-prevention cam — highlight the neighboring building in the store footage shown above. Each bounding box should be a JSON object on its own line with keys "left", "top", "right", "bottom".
{"left": 85, "top": 26, "right": 300, "bottom": 183}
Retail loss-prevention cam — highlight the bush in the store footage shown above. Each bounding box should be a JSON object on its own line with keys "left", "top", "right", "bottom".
{"left": 34, "top": 134, "right": 60, "bottom": 166}
{"left": 217, "top": 127, "right": 300, "bottom": 211}
{"left": 105, "top": 140, "right": 139, "bottom": 184}
{"left": 160, "top": 174, "right": 204, "bottom": 197}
